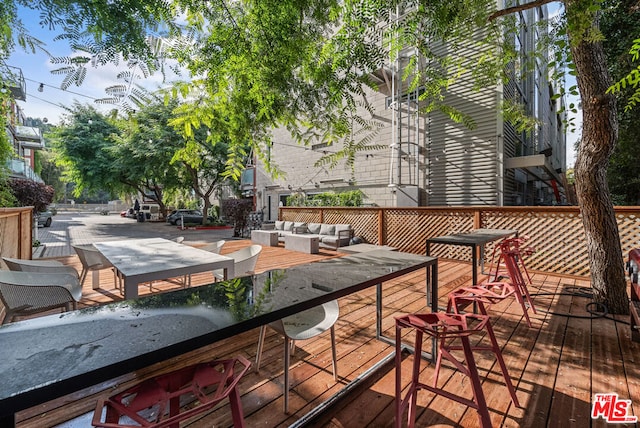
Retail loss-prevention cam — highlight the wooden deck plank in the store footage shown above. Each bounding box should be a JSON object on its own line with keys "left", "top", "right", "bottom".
{"left": 7, "top": 241, "right": 639, "bottom": 428}
{"left": 548, "top": 277, "right": 594, "bottom": 427}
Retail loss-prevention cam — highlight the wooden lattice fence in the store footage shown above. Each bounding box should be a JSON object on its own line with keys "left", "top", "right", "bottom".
{"left": 280, "top": 206, "right": 640, "bottom": 278}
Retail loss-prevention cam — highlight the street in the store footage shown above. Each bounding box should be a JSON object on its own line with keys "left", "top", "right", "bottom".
{"left": 35, "top": 211, "right": 236, "bottom": 258}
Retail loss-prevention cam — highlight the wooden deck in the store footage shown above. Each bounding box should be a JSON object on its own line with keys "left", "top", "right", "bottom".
{"left": 12, "top": 240, "right": 640, "bottom": 427}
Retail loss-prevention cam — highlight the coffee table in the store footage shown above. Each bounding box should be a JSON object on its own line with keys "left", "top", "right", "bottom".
{"left": 251, "top": 230, "right": 279, "bottom": 247}
{"left": 284, "top": 234, "right": 320, "bottom": 254}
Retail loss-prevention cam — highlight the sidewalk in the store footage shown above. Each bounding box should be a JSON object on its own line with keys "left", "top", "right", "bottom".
{"left": 35, "top": 211, "right": 236, "bottom": 258}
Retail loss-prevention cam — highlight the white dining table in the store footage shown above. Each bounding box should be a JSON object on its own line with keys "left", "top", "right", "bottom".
{"left": 94, "top": 238, "right": 235, "bottom": 299}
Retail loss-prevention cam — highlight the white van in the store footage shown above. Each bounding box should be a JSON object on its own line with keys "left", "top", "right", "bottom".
{"left": 139, "top": 203, "right": 160, "bottom": 221}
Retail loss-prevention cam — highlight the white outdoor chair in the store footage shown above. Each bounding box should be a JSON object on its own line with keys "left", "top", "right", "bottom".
{"left": 2, "top": 257, "right": 80, "bottom": 278}
{"left": 212, "top": 245, "right": 262, "bottom": 281}
{"left": 72, "top": 244, "right": 120, "bottom": 290}
{"left": 0, "top": 271, "right": 82, "bottom": 324}
{"left": 255, "top": 300, "right": 339, "bottom": 413}
{"left": 200, "top": 240, "right": 226, "bottom": 254}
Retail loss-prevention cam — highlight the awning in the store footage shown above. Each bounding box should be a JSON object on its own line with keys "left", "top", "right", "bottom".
{"left": 505, "top": 154, "right": 564, "bottom": 186}
{"left": 505, "top": 154, "right": 565, "bottom": 203}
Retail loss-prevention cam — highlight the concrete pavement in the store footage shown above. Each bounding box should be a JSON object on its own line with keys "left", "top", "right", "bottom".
{"left": 35, "top": 211, "right": 237, "bottom": 258}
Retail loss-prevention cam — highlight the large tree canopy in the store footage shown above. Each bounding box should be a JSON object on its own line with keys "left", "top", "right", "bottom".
{"left": 110, "top": 97, "right": 187, "bottom": 215}
{"left": 48, "top": 103, "right": 121, "bottom": 197}
{"left": 601, "top": 0, "right": 640, "bottom": 205}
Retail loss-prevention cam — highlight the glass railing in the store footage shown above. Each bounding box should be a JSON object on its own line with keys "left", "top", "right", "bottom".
{"left": 6, "top": 159, "right": 43, "bottom": 183}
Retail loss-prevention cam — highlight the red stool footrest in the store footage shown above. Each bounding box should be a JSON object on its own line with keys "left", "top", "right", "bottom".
{"left": 92, "top": 356, "right": 251, "bottom": 428}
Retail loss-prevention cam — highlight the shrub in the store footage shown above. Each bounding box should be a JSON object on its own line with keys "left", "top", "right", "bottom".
{"left": 221, "top": 198, "right": 253, "bottom": 237}
{"left": 9, "top": 179, "right": 54, "bottom": 213}
{"left": 287, "top": 190, "right": 365, "bottom": 207}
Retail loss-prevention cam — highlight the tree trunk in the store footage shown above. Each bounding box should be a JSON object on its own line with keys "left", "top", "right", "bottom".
{"left": 568, "top": 6, "right": 629, "bottom": 314}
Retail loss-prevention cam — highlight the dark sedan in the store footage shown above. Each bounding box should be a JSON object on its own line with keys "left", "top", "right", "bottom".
{"left": 166, "top": 209, "right": 212, "bottom": 226}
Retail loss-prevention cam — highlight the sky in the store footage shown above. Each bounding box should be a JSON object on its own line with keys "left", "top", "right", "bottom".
{"left": 7, "top": 7, "right": 177, "bottom": 125}
{"left": 6, "top": 5, "right": 580, "bottom": 168}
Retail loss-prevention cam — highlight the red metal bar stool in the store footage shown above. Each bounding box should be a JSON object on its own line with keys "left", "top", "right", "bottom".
{"left": 395, "top": 312, "right": 504, "bottom": 428}
{"left": 487, "top": 238, "right": 537, "bottom": 326}
{"left": 489, "top": 237, "right": 535, "bottom": 285}
{"left": 440, "top": 283, "right": 521, "bottom": 406}
{"left": 92, "top": 356, "right": 251, "bottom": 428}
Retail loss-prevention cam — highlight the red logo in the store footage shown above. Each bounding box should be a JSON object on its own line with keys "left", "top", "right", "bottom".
{"left": 591, "top": 393, "right": 637, "bottom": 423}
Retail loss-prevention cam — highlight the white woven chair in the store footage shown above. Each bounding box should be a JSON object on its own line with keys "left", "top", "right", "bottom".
{"left": 212, "top": 245, "right": 262, "bottom": 281}
{"left": 200, "top": 240, "right": 226, "bottom": 254}
{"left": 0, "top": 271, "right": 82, "bottom": 324}
{"left": 255, "top": 300, "right": 339, "bottom": 413}
{"left": 72, "top": 245, "right": 119, "bottom": 289}
{"left": 2, "top": 257, "right": 79, "bottom": 278}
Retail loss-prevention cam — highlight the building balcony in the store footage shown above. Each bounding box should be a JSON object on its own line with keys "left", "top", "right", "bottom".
{"left": 13, "top": 125, "right": 44, "bottom": 149}
{"left": 0, "top": 64, "right": 26, "bottom": 101}
{"left": 7, "top": 158, "right": 43, "bottom": 183}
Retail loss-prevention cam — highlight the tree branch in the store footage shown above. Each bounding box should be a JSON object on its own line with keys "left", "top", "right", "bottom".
{"left": 488, "top": 0, "right": 560, "bottom": 20}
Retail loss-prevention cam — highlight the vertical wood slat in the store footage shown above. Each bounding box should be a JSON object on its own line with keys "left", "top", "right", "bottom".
{"left": 0, "top": 207, "right": 34, "bottom": 263}
{"left": 281, "top": 206, "right": 640, "bottom": 278}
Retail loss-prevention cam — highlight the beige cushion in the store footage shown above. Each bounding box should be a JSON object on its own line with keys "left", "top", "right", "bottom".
{"left": 319, "top": 224, "right": 335, "bottom": 236}
{"left": 283, "top": 221, "right": 294, "bottom": 231}
{"left": 275, "top": 220, "right": 285, "bottom": 230}
{"left": 293, "top": 222, "right": 308, "bottom": 233}
{"left": 307, "top": 223, "right": 322, "bottom": 234}
{"left": 321, "top": 236, "right": 338, "bottom": 245}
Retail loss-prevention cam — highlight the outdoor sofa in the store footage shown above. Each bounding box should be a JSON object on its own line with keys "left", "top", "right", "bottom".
{"left": 263, "top": 221, "right": 353, "bottom": 250}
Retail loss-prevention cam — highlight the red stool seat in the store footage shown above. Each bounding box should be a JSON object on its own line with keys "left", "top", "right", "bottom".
{"left": 92, "top": 356, "right": 251, "bottom": 428}
{"left": 395, "top": 312, "right": 518, "bottom": 428}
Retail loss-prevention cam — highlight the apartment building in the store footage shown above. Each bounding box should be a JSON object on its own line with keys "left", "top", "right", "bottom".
{"left": 252, "top": 3, "right": 567, "bottom": 220}
{"left": 1, "top": 63, "right": 45, "bottom": 183}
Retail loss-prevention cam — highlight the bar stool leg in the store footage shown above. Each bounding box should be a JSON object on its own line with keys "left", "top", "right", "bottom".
{"left": 477, "top": 307, "right": 520, "bottom": 407}
{"left": 407, "top": 329, "right": 424, "bottom": 428}
{"left": 395, "top": 323, "right": 404, "bottom": 428}
{"left": 459, "top": 334, "right": 492, "bottom": 428}
{"left": 229, "top": 386, "right": 246, "bottom": 428}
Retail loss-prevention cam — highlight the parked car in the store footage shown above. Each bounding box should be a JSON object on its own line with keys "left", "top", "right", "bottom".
{"left": 36, "top": 210, "right": 53, "bottom": 227}
{"left": 120, "top": 208, "right": 136, "bottom": 219}
{"left": 166, "top": 209, "right": 213, "bottom": 226}
{"left": 139, "top": 203, "right": 161, "bottom": 221}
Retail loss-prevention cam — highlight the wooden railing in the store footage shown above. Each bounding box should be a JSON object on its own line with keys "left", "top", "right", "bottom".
{"left": 0, "top": 207, "right": 33, "bottom": 261}
{"left": 280, "top": 206, "right": 640, "bottom": 278}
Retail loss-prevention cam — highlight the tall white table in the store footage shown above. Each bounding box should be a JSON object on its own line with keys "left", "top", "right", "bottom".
{"left": 94, "top": 238, "right": 235, "bottom": 299}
